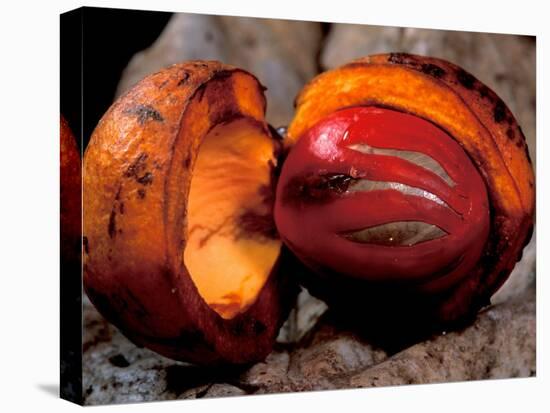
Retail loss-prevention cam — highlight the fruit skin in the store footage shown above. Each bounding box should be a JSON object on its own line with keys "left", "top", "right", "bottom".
{"left": 83, "top": 61, "right": 297, "bottom": 365}
{"left": 284, "top": 53, "right": 534, "bottom": 330}
{"left": 60, "top": 115, "right": 81, "bottom": 267}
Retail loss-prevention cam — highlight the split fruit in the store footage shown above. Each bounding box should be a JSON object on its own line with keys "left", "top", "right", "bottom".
{"left": 83, "top": 54, "right": 534, "bottom": 363}
{"left": 276, "top": 53, "right": 534, "bottom": 334}
{"left": 83, "top": 62, "right": 297, "bottom": 365}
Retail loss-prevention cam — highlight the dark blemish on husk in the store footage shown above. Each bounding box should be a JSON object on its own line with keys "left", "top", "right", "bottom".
{"left": 119, "top": 202, "right": 125, "bottom": 214}
{"left": 126, "top": 153, "right": 154, "bottom": 185}
{"left": 388, "top": 53, "right": 412, "bottom": 65}
{"left": 421, "top": 63, "right": 445, "bottom": 78}
{"left": 252, "top": 320, "right": 267, "bottom": 336}
{"left": 493, "top": 100, "right": 506, "bottom": 123}
{"left": 126, "top": 153, "right": 148, "bottom": 178}
{"left": 83, "top": 236, "right": 89, "bottom": 254}
{"left": 177, "top": 72, "right": 190, "bottom": 86}
{"left": 124, "top": 104, "right": 164, "bottom": 125}
{"left": 456, "top": 69, "right": 476, "bottom": 90}
{"left": 183, "top": 154, "right": 192, "bottom": 169}
{"left": 136, "top": 171, "right": 153, "bottom": 185}
{"left": 478, "top": 85, "right": 490, "bottom": 99}
{"left": 196, "top": 84, "right": 207, "bottom": 101}
{"left": 108, "top": 210, "right": 116, "bottom": 238}
{"left": 506, "top": 128, "right": 515, "bottom": 140}
{"left": 137, "top": 189, "right": 146, "bottom": 199}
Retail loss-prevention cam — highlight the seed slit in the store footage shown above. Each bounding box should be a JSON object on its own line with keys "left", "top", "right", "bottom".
{"left": 342, "top": 221, "right": 448, "bottom": 246}
{"left": 348, "top": 179, "right": 453, "bottom": 211}
{"left": 347, "top": 143, "right": 455, "bottom": 187}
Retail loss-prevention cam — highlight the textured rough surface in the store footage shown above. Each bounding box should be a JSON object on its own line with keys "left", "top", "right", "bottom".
{"left": 349, "top": 287, "right": 536, "bottom": 387}
{"left": 83, "top": 18, "right": 536, "bottom": 405}
{"left": 83, "top": 296, "right": 176, "bottom": 405}
{"left": 83, "top": 279, "right": 535, "bottom": 404}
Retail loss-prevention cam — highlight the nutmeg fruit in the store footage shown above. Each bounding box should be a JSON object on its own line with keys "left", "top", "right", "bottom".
{"left": 83, "top": 62, "right": 297, "bottom": 365}
{"left": 84, "top": 54, "right": 534, "bottom": 361}
{"left": 275, "top": 53, "right": 534, "bottom": 335}
{"left": 276, "top": 106, "right": 490, "bottom": 291}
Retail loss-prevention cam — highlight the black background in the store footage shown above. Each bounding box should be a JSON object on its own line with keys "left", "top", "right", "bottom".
{"left": 61, "top": 7, "right": 172, "bottom": 150}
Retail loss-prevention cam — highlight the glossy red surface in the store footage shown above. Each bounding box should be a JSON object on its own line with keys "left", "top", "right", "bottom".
{"left": 275, "top": 106, "right": 490, "bottom": 292}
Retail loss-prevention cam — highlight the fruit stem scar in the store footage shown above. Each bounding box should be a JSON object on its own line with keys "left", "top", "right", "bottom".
{"left": 281, "top": 173, "right": 357, "bottom": 205}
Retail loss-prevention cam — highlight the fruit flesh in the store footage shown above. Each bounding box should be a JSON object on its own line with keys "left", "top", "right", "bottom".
{"left": 275, "top": 106, "right": 490, "bottom": 292}
{"left": 184, "top": 118, "right": 281, "bottom": 319}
